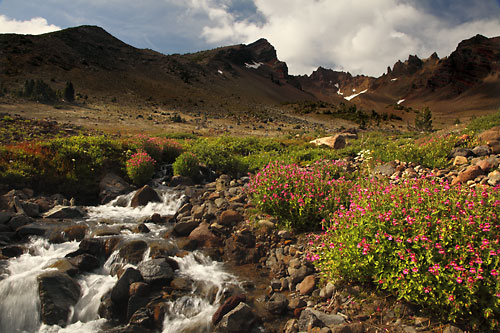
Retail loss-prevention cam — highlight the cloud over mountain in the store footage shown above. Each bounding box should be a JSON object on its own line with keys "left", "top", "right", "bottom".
{"left": 0, "top": 15, "right": 60, "bottom": 35}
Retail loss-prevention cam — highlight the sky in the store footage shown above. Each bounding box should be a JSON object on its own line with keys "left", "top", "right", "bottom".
{"left": 0, "top": 0, "right": 499, "bottom": 77}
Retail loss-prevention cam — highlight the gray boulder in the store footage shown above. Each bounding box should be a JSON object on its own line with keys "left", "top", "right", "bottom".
{"left": 99, "top": 172, "right": 131, "bottom": 204}
{"left": 130, "top": 185, "right": 161, "bottom": 208}
{"left": 137, "top": 259, "right": 173, "bottom": 284}
{"left": 37, "top": 271, "right": 81, "bottom": 326}
{"left": 43, "top": 206, "right": 86, "bottom": 219}
{"left": 215, "top": 302, "right": 260, "bottom": 333}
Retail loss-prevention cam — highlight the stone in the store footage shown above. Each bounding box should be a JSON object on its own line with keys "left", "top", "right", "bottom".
{"left": 488, "top": 170, "right": 500, "bottom": 186}
{"left": 216, "top": 175, "right": 231, "bottom": 192}
{"left": 170, "top": 276, "right": 192, "bottom": 291}
{"left": 129, "top": 282, "right": 150, "bottom": 297}
{"left": 479, "top": 126, "right": 500, "bottom": 143}
{"left": 79, "top": 238, "right": 106, "bottom": 258}
{"left": 1, "top": 245, "right": 23, "bottom": 257}
{"left": 283, "top": 319, "right": 299, "bottom": 333}
{"left": 453, "top": 156, "right": 468, "bottom": 166}
{"left": 130, "top": 185, "right": 161, "bottom": 208}
{"left": 191, "top": 205, "right": 204, "bottom": 220}
{"left": 48, "top": 259, "right": 78, "bottom": 276}
{"left": 188, "top": 222, "right": 221, "bottom": 247}
{"left": 218, "top": 210, "right": 243, "bottom": 226}
{"left": 37, "top": 271, "right": 81, "bottom": 326}
{"left": 137, "top": 259, "right": 174, "bottom": 284}
{"left": 374, "top": 162, "right": 397, "bottom": 177}
{"left": 310, "top": 134, "right": 346, "bottom": 150}
{"left": 0, "top": 211, "right": 12, "bottom": 224}
{"left": 449, "top": 147, "right": 474, "bottom": 158}
{"left": 288, "top": 265, "right": 311, "bottom": 285}
{"left": 111, "top": 267, "right": 143, "bottom": 305}
{"left": 119, "top": 240, "right": 148, "bottom": 264}
{"left": 451, "top": 165, "right": 484, "bottom": 186}
{"left": 472, "top": 145, "right": 490, "bottom": 157}
{"left": 320, "top": 282, "right": 336, "bottom": 299}
{"left": 14, "top": 198, "right": 40, "bottom": 218}
{"left": 214, "top": 302, "right": 260, "bottom": 333}
{"left": 176, "top": 203, "right": 192, "bottom": 216}
{"left": 443, "top": 325, "right": 465, "bottom": 333}
{"left": 212, "top": 294, "right": 246, "bottom": 325}
{"left": 127, "top": 295, "right": 151, "bottom": 322}
{"left": 266, "top": 292, "right": 288, "bottom": 314}
{"left": 43, "top": 206, "right": 85, "bottom": 219}
{"left": 99, "top": 172, "right": 131, "bottom": 204}
{"left": 288, "top": 297, "right": 306, "bottom": 310}
{"left": 490, "top": 141, "right": 500, "bottom": 154}
{"left": 68, "top": 253, "right": 100, "bottom": 272}
{"left": 173, "top": 220, "right": 199, "bottom": 236}
{"left": 476, "top": 158, "right": 496, "bottom": 172}
{"left": 135, "top": 223, "right": 150, "bottom": 233}
{"left": 16, "top": 224, "right": 46, "bottom": 237}
{"left": 298, "top": 275, "right": 316, "bottom": 295}
{"left": 169, "top": 175, "right": 194, "bottom": 187}
{"left": 299, "top": 308, "right": 345, "bottom": 331}
{"left": 7, "top": 214, "right": 32, "bottom": 230}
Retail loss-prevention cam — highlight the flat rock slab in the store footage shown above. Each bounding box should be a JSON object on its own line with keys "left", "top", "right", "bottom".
{"left": 43, "top": 206, "right": 86, "bottom": 219}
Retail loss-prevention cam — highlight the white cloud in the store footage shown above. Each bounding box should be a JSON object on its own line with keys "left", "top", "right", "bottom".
{"left": 0, "top": 15, "right": 61, "bottom": 35}
{"left": 191, "top": 0, "right": 500, "bottom": 76}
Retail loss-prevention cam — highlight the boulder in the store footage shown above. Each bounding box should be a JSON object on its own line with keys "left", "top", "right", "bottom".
{"left": 43, "top": 206, "right": 85, "bottom": 219}
{"left": 488, "top": 170, "right": 500, "bottom": 186}
{"left": 218, "top": 210, "right": 243, "bottom": 226}
{"left": 12, "top": 197, "right": 39, "bottom": 217}
{"left": 16, "top": 224, "right": 46, "bottom": 237}
{"left": 0, "top": 211, "right": 12, "bottom": 224}
{"left": 453, "top": 156, "right": 468, "bottom": 166}
{"left": 472, "top": 145, "right": 490, "bottom": 157}
{"left": 170, "top": 276, "right": 193, "bottom": 291}
{"left": 188, "top": 222, "right": 221, "bottom": 248}
{"left": 137, "top": 259, "right": 174, "bottom": 284}
{"left": 298, "top": 308, "right": 345, "bottom": 331}
{"left": 111, "top": 267, "right": 143, "bottom": 305}
{"left": 169, "top": 175, "right": 194, "bottom": 187}
{"left": 297, "top": 275, "right": 316, "bottom": 295}
{"left": 173, "top": 220, "right": 199, "bottom": 236}
{"left": 266, "top": 293, "right": 288, "bottom": 314}
{"left": 283, "top": 319, "right": 299, "bottom": 333}
{"left": 99, "top": 172, "right": 131, "bottom": 204}
{"left": 373, "top": 162, "right": 397, "bottom": 177}
{"left": 130, "top": 185, "right": 161, "bottom": 208}
{"left": 216, "top": 175, "right": 231, "bottom": 192}
{"left": 7, "top": 214, "right": 32, "bottom": 230}
{"left": 68, "top": 253, "right": 100, "bottom": 272}
{"left": 214, "top": 302, "right": 260, "bottom": 333}
{"left": 79, "top": 238, "right": 106, "bottom": 258}
{"left": 119, "top": 240, "right": 148, "bottom": 264}
{"left": 212, "top": 294, "right": 246, "bottom": 325}
{"left": 37, "top": 271, "right": 81, "bottom": 326}
{"left": 127, "top": 295, "right": 151, "bottom": 322}
{"left": 48, "top": 259, "right": 78, "bottom": 276}
{"left": 479, "top": 126, "right": 500, "bottom": 143}
{"left": 449, "top": 147, "right": 474, "bottom": 158}
{"left": 1, "top": 245, "right": 24, "bottom": 257}
{"left": 451, "top": 165, "right": 484, "bottom": 185}
{"left": 310, "top": 134, "right": 346, "bottom": 150}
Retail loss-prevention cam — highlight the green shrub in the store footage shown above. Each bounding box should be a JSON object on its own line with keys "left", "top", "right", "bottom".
{"left": 173, "top": 152, "right": 200, "bottom": 180}
{"left": 309, "top": 177, "right": 500, "bottom": 330}
{"left": 126, "top": 151, "right": 156, "bottom": 185}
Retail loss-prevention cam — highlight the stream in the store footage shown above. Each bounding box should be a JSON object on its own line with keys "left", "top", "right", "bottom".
{"left": 0, "top": 186, "right": 243, "bottom": 333}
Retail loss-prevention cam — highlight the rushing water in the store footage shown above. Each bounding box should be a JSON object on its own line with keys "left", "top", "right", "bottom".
{"left": 0, "top": 187, "right": 239, "bottom": 333}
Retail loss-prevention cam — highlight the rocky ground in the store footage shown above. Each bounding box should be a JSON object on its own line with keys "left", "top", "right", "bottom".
{"left": 1, "top": 126, "right": 500, "bottom": 332}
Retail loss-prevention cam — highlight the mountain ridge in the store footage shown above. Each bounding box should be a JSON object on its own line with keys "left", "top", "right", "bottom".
{"left": 0, "top": 25, "right": 499, "bottom": 122}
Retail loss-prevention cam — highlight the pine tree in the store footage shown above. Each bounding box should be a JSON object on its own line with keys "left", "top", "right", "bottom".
{"left": 415, "top": 107, "right": 433, "bottom": 132}
{"left": 64, "top": 81, "right": 75, "bottom": 102}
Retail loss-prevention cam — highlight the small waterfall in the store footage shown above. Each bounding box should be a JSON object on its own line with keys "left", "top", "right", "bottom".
{"left": 0, "top": 187, "right": 241, "bottom": 332}
{"left": 162, "top": 252, "right": 239, "bottom": 333}
{"left": 0, "top": 238, "right": 80, "bottom": 333}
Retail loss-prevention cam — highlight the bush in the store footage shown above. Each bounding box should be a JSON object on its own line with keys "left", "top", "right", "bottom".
{"left": 309, "top": 177, "right": 500, "bottom": 329}
{"left": 126, "top": 151, "right": 156, "bottom": 185}
{"left": 247, "top": 160, "right": 353, "bottom": 230}
{"left": 172, "top": 152, "right": 200, "bottom": 180}
{"left": 132, "top": 135, "right": 183, "bottom": 163}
